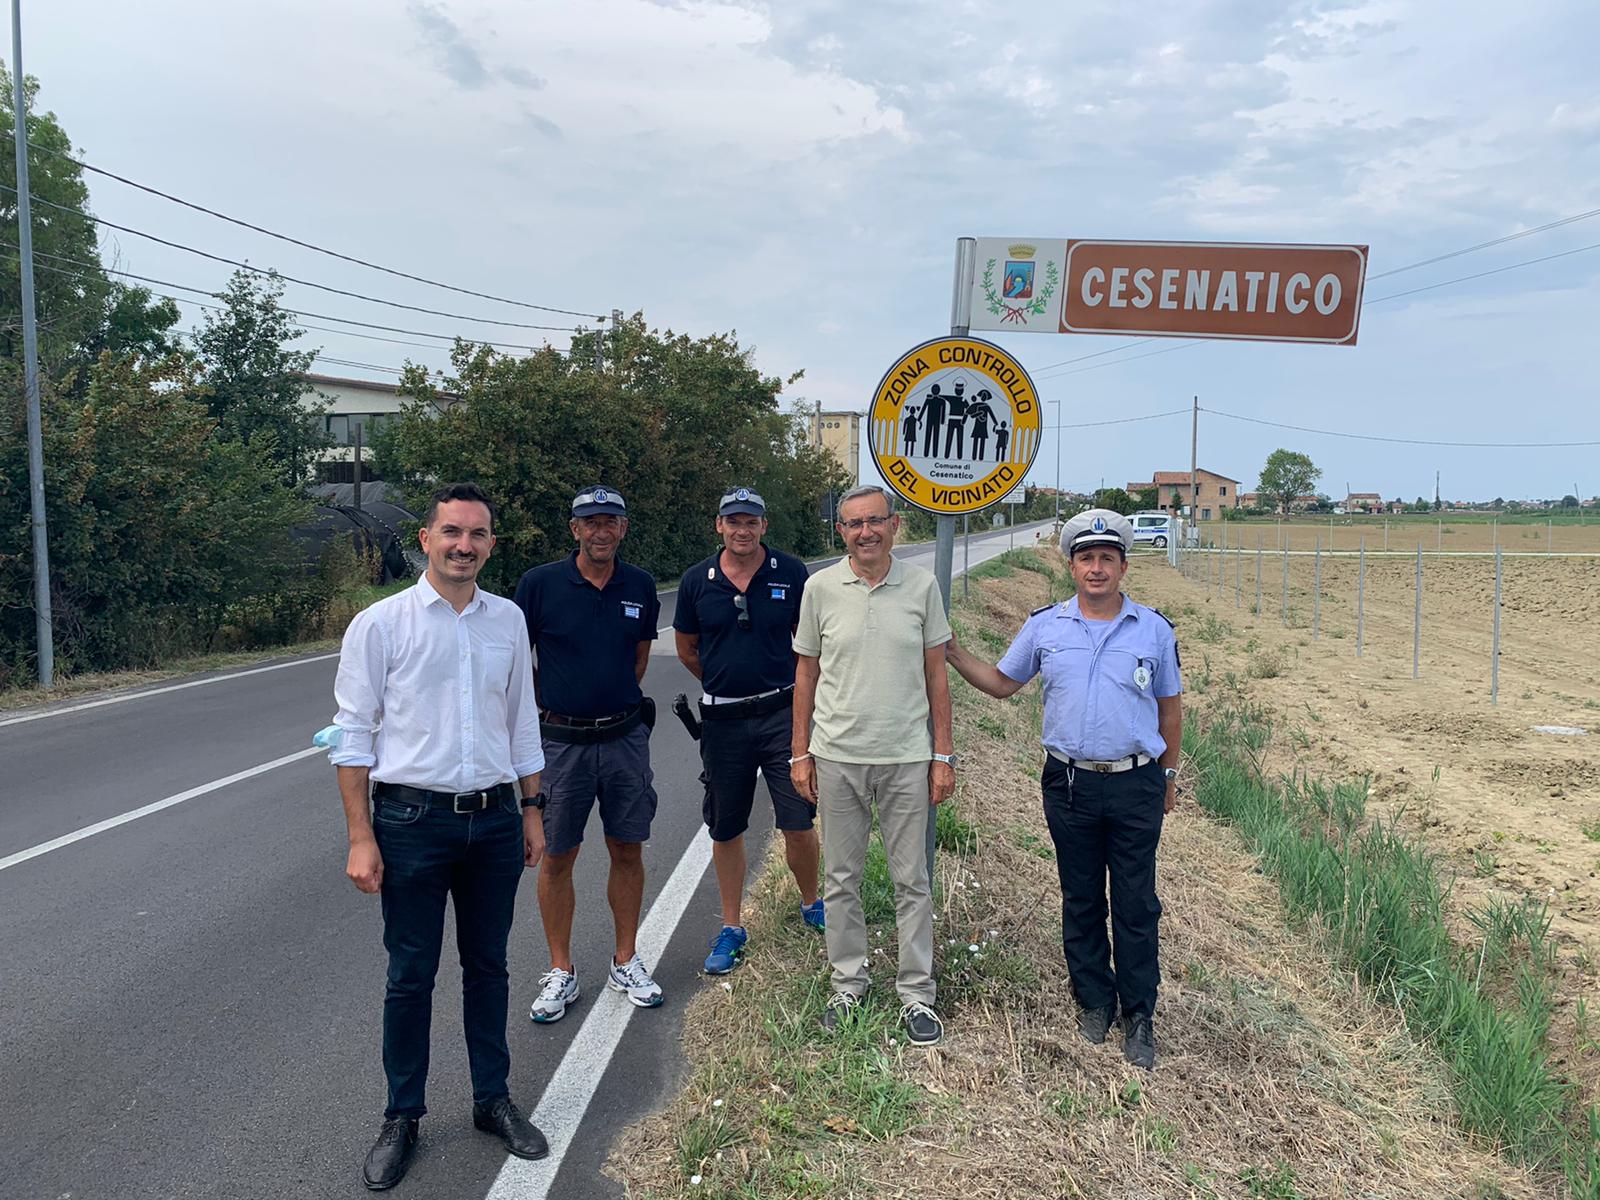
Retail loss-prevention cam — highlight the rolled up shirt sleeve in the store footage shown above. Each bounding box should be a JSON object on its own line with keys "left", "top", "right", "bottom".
{"left": 507, "top": 623, "right": 546, "bottom": 778}
{"left": 329, "top": 610, "right": 385, "bottom": 767}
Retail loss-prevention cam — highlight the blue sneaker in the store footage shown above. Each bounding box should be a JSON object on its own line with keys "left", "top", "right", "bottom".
{"left": 801, "top": 899, "right": 825, "bottom": 932}
{"left": 703, "top": 926, "right": 748, "bottom": 975}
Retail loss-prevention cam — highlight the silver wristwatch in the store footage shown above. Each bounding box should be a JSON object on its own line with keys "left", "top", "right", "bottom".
{"left": 932, "top": 752, "right": 960, "bottom": 769}
{"left": 1162, "top": 767, "right": 1178, "bottom": 782}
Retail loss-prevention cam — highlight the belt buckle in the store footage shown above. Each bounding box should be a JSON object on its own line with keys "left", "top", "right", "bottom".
{"left": 1092, "top": 762, "right": 1113, "bottom": 773}
{"left": 453, "top": 790, "right": 487, "bottom": 813}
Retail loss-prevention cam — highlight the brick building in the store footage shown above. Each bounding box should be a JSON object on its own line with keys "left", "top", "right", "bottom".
{"left": 1125, "top": 469, "right": 1241, "bottom": 521}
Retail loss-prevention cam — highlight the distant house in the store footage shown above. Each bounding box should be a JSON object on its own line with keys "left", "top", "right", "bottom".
{"left": 1345, "top": 491, "right": 1385, "bottom": 514}
{"left": 302, "top": 373, "right": 458, "bottom": 484}
{"left": 810, "top": 410, "right": 862, "bottom": 486}
{"left": 1125, "top": 469, "right": 1241, "bottom": 520}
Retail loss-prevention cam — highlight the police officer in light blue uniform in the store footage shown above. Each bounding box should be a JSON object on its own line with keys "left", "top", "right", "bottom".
{"left": 945, "top": 508, "right": 1182, "bottom": 1070}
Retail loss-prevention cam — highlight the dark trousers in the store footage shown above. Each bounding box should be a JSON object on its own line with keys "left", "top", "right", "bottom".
{"left": 1041, "top": 756, "right": 1165, "bottom": 1020}
{"left": 372, "top": 792, "right": 525, "bottom": 1119}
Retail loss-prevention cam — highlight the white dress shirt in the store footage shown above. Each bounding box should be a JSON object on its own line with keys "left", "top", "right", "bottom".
{"left": 329, "top": 573, "right": 544, "bottom": 790}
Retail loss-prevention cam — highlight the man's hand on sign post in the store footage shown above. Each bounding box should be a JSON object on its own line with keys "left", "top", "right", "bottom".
{"left": 792, "top": 757, "right": 818, "bottom": 804}
{"left": 929, "top": 760, "right": 956, "bottom": 806}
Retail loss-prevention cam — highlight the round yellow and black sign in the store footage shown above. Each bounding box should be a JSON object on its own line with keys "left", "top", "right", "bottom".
{"left": 866, "top": 335, "right": 1043, "bottom": 515}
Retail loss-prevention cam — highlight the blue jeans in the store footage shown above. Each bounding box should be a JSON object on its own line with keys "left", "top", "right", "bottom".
{"left": 372, "top": 790, "right": 524, "bottom": 1119}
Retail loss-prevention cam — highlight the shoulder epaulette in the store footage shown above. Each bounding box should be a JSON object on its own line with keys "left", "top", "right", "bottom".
{"left": 1148, "top": 606, "right": 1176, "bottom": 629}
{"left": 1029, "top": 603, "right": 1055, "bottom": 617}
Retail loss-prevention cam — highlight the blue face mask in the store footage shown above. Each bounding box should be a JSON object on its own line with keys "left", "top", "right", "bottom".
{"left": 312, "top": 724, "right": 344, "bottom": 750}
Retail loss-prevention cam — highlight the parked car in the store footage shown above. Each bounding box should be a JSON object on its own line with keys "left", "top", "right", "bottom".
{"left": 1130, "top": 511, "right": 1174, "bottom": 548}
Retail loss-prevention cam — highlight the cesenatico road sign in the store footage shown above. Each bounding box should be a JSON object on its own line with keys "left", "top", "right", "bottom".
{"left": 969, "top": 237, "right": 1368, "bottom": 345}
{"left": 867, "top": 336, "right": 1042, "bottom": 516}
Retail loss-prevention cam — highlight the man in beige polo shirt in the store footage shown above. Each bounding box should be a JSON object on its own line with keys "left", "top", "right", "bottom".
{"left": 791, "top": 485, "right": 956, "bottom": 1045}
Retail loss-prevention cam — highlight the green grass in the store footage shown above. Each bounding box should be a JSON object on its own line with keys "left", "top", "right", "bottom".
{"left": 1580, "top": 819, "right": 1600, "bottom": 844}
{"left": 1187, "top": 699, "right": 1600, "bottom": 1196}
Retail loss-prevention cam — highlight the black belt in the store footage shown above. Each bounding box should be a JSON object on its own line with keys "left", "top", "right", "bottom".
{"left": 540, "top": 699, "right": 651, "bottom": 744}
{"left": 698, "top": 686, "right": 794, "bottom": 722}
{"left": 373, "top": 781, "right": 516, "bottom": 813}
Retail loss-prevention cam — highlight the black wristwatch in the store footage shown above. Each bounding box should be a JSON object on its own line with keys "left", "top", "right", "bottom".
{"left": 520, "top": 793, "right": 546, "bottom": 810}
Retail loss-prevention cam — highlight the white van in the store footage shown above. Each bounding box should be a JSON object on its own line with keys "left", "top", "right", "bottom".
{"left": 1130, "top": 511, "right": 1174, "bottom": 548}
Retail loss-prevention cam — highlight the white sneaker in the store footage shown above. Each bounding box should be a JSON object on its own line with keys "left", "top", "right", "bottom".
{"left": 607, "top": 954, "right": 664, "bottom": 1008}
{"left": 529, "top": 967, "right": 580, "bottom": 1023}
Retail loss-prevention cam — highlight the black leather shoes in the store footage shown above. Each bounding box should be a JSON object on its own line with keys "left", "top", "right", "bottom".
{"left": 1121, "top": 1015, "right": 1156, "bottom": 1070}
{"left": 1075, "top": 1002, "right": 1118, "bottom": 1045}
{"left": 473, "top": 1096, "right": 550, "bottom": 1160}
{"left": 362, "top": 1117, "right": 418, "bottom": 1191}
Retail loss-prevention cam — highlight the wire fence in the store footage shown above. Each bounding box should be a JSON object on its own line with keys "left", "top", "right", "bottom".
{"left": 1166, "top": 533, "right": 1600, "bottom": 711}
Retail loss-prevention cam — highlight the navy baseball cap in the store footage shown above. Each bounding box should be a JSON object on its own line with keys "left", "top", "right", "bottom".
{"left": 718, "top": 487, "right": 766, "bottom": 517}
{"left": 571, "top": 485, "right": 627, "bottom": 517}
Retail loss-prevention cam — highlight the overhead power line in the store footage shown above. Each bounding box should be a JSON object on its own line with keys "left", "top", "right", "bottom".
{"left": 1203, "top": 405, "right": 1599, "bottom": 448}
{"left": 0, "top": 129, "right": 603, "bottom": 321}
{"left": 1363, "top": 239, "right": 1600, "bottom": 305}
{"left": 1, "top": 182, "right": 593, "bottom": 332}
{"left": 3, "top": 241, "right": 570, "bottom": 350}
{"left": 1366, "top": 205, "right": 1600, "bottom": 281}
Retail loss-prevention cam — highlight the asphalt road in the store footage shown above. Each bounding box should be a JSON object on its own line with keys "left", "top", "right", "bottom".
{"left": 0, "top": 520, "right": 1053, "bottom": 1200}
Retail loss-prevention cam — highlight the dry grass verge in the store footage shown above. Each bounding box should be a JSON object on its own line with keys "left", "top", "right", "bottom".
{"left": 609, "top": 548, "right": 1552, "bottom": 1199}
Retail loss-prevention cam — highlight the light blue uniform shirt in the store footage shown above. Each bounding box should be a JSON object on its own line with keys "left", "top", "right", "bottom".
{"left": 996, "top": 594, "right": 1182, "bottom": 762}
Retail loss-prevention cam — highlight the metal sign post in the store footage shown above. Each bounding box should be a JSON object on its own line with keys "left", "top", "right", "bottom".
{"left": 1413, "top": 546, "right": 1423, "bottom": 679}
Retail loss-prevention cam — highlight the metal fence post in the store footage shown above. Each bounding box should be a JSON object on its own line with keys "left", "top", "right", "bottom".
{"left": 1281, "top": 549, "right": 1289, "bottom": 626}
{"left": 1413, "top": 545, "right": 1422, "bottom": 679}
{"left": 1235, "top": 547, "right": 1241, "bottom": 608}
{"left": 1384, "top": 518, "right": 1389, "bottom": 551}
{"left": 1254, "top": 549, "right": 1262, "bottom": 616}
{"left": 1313, "top": 536, "right": 1321, "bottom": 638}
{"left": 1548, "top": 518, "right": 1553, "bottom": 554}
{"left": 1491, "top": 544, "right": 1502, "bottom": 705}
{"left": 1437, "top": 517, "right": 1442, "bottom": 551}
{"left": 1357, "top": 538, "right": 1366, "bottom": 657}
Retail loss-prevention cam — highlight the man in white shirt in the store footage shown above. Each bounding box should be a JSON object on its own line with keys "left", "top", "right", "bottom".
{"left": 329, "top": 482, "right": 549, "bottom": 1191}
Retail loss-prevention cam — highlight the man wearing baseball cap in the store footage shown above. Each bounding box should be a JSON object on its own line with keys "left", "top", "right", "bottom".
{"left": 945, "top": 508, "right": 1183, "bottom": 1070}
{"left": 512, "top": 485, "right": 665, "bottom": 1022}
{"left": 674, "top": 488, "right": 821, "bottom": 976}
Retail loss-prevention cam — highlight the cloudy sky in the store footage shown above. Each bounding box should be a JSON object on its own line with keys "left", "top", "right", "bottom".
{"left": 20, "top": 0, "right": 1600, "bottom": 501}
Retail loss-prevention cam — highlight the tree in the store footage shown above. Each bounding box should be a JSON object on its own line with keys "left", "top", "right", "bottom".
{"left": 1134, "top": 486, "right": 1157, "bottom": 510}
{"left": 0, "top": 353, "right": 309, "bottom": 683}
{"left": 1090, "top": 487, "right": 1136, "bottom": 515}
{"left": 1560, "top": 494, "right": 1579, "bottom": 508}
{"left": 0, "top": 67, "right": 110, "bottom": 377}
{"left": 1257, "top": 449, "right": 1320, "bottom": 515}
{"left": 374, "top": 316, "right": 847, "bottom": 593}
{"left": 191, "top": 271, "right": 328, "bottom": 488}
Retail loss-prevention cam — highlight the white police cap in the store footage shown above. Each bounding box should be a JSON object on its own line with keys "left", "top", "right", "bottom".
{"left": 572, "top": 485, "right": 627, "bottom": 517}
{"left": 1062, "top": 508, "right": 1133, "bottom": 555}
{"left": 718, "top": 486, "right": 766, "bottom": 517}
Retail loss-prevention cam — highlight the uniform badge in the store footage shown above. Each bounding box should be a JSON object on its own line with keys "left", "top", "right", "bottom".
{"left": 621, "top": 601, "right": 641, "bottom": 619}
{"left": 1133, "top": 665, "right": 1151, "bottom": 690}
{"left": 736, "top": 487, "right": 750, "bottom": 500}
{"left": 1092, "top": 516, "right": 1107, "bottom": 533}
{"left": 594, "top": 488, "right": 609, "bottom": 503}
{"left": 770, "top": 585, "right": 787, "bottom": 601}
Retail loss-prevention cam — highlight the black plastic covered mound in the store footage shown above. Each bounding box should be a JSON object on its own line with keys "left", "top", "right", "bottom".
{"left": 292, "top": 500, "right": 416, "bottom": 583}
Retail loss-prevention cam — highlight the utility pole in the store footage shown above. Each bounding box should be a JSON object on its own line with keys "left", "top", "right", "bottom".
{"left": 1050, "top": 399, "right": 1062, "bottom": 520}
{"left": 1188, "top": 395, "right": 1198, "bottom": 541}
{"left": 12, "top": 0, "right": 53, "bottom": 688}
{"left": 611, "top": 308, "right": 622, "bottom": 369}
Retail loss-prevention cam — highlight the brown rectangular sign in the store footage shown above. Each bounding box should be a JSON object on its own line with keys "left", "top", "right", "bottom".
{"left": 1060, "top": 240, "right": 1367, "bottom": 345}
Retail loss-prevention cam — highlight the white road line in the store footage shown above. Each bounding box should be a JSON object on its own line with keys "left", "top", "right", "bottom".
{"left": 0, "top": 654, "right": 340, "bottom": 729}
{"left": 485, "top": 827, "right": 714, "bottom": 1200}
{"left": 0, "top": 746, "right": 323, "bottom": 873}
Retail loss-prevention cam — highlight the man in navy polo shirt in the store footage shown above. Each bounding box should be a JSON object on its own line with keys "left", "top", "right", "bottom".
{"left": 512, "top": 486, "right": 664, "bottom": 1022}
{"left": 674, "top": 487, "right": 821, "bottom": 976}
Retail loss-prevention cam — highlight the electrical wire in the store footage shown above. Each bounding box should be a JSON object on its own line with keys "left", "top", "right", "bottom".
{"left": 1202, "top": 406, "right": 1599, "bottom": 448}
{"left": 0, "top": 129, "right": 604, "bottom": 320}
{"left": 2, "top": 241, "right": 569, "bottom": 350}
{"left": 1, "top": 183, "right": 595, "bottom": 332}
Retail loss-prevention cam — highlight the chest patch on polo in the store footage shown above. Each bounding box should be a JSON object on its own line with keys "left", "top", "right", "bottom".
{"left": 770, "top": 585, "right": 788, "bottom": 601}
{"left": 621, "top": 601, "right": 642, "bottom": 620}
